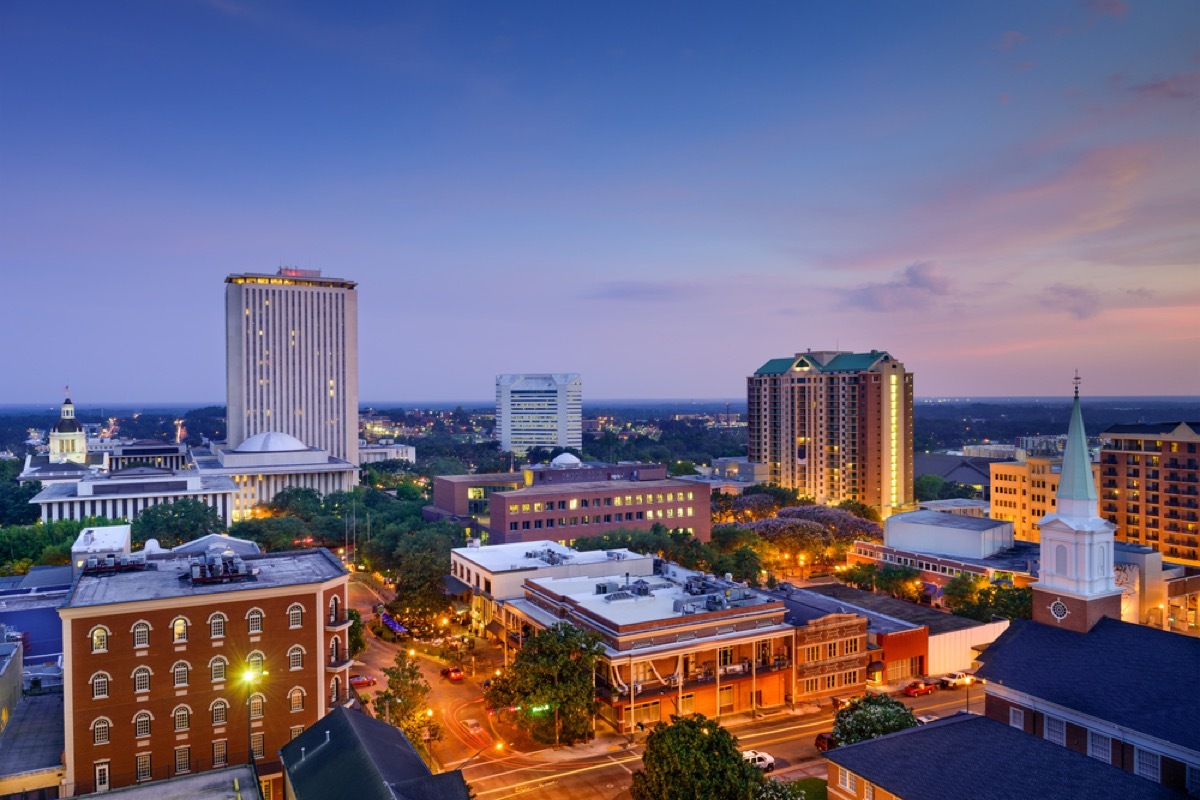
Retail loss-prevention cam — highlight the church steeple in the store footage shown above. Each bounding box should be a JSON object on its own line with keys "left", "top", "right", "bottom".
{"left": 1057, "top": 372, "right": 1098, "bottom": 518}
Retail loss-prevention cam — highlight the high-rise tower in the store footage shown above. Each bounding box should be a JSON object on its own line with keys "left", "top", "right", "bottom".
{"left": 747, "top": 350, "right": 913, "bottom": 517}
{"left": 225, "top": 268, "right": 358, "bottom": 464}
{"left": 495, "top": 374, "right": 582, "bottom": 456}
{"left": 1030, "top": 381, "right": 1123, "bottom": 633}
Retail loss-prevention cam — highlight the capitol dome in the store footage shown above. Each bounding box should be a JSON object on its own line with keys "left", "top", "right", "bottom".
{"left": 234, "top": 431, "right": 308, "bottom": 453}
{"left": 551, "top": 452, "right": 582, "bottom": 467}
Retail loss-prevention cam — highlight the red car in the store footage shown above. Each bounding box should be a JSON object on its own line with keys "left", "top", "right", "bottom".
{"left": 349, "top": 674, "right": 376, "bottom": 688}
{"left": 441, "top": 667, "right": 464, "bottom": 682}
{"left": 814, "top": 732, "right": 838, "bottom": 752}
{"left": 903, "top": 681, "right": 937, "bottom": 697}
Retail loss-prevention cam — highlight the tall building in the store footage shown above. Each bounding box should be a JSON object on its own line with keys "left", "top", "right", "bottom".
{"left": 990, "top": 456, "right": 1102, "bottom": 542}
{"left": 225, "top": 268, "right": 358, "bottom": 465}
{"left": 1099, "top": 422, "right": 1200, "bottom": 564}
{"left": 495, "top": 373, "right": 582, "bottom": 455}
{"left": 747, "top": 350, "right": 913, "bottom": 516}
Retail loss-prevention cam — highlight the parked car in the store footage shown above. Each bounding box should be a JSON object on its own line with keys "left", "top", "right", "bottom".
{"left": 462, "top": 718, "right": 484, "bottom": 736}
{"left": 776, "top": 582, "right": 796, "bottom": 593}
{"left": 814, "top": 732, "right": 838, "bottom": 752}
{"left": 939, "top": 672, "right": 977, "bottom": 689}
{"left": 349, "top": 674, "right": 376, "bottom": 688}
{"left": 742, "top": 750, "right": 776, "bottom": 772}
{"left": 916, "top": 714, "right": 939, "bottom": 725}
{"left": 441, "top": 666, "right": 464, "bottom": 682}
{"left": 903, "top": 680, "right": 937, "bottom": 697}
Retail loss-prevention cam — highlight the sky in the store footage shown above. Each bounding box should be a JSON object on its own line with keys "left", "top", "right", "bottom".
{"left": 1, "top": 1, "right": 1198, "bottom": 404}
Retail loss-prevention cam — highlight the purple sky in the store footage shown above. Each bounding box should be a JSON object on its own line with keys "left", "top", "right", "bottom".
{"left": 2, "top": 1, "right": 1198, "bottom": 403}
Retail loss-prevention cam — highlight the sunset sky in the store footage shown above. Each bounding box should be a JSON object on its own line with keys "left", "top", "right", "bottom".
{"left": 2, "top": 1, "right": 1198, "bottom": 403}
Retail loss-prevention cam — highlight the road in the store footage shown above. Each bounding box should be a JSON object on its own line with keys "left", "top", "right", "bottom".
{"left": 348, "top": 576, "right": 983, "bottom": 798}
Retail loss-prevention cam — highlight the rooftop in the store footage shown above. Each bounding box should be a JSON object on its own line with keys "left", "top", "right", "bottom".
{"left": 86, "top": 766, "right": 260, "bottom": 799}
{"left": 434, "top": 473, "right": 525, "bottom": 485}
{"left": 72, "top": 524, "right": 131, "bottom": 554}
{"left": 753, "top": 350, "right": 895, "bottom": 376}
{"left": 825, "top": 712, "right": 1178, "bottom": 800}
{"left": 30, "top": 473, "right": 236, "bottom": 503}
{"left": 451, "top": 541, "right": 649, "bottom": 574}
{"left": 976, "top": 617, "right": 1200, "bottom": 752}
{"left": 1103, "top": 421, "right": 1200, "bottom": 436}
{"left": 62, "top": 549, "right": 347, "bottom": 611}
{"left": 916, "top": 498, "right": 991, "bottom": 511}
{"left": 865, "top": 539, "right": 1041, "bottom": 575}
{"left": 0, "top": 694, "right": 64, "bottom": 779}
{"left": 888, "top": 510, "right": 1007, "bottom": 532}
{"left": 227, "top": 269, "right": 356, "bottom": 290}
{"left": 783, "top": 587, "right": 914, "bottom": 633}
{"left": 234, "top": 431, "right": 308, "bottom": 453}
{"left": 495, "top": 478, "right": 698, "bottom": 498}
{"left": 801, "top": 583, "right": 986, "bottom": 635}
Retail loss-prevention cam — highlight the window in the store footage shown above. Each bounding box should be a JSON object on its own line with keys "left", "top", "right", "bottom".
{"left": 251, "top": 733, "right": 265, "bottom": 760}
{"left": 846, "top": 637, "right": 860, "bottom": 654}
{"left": 250, "top": 693, "right": 264, "bottom": 719}
{"left": 804, "top": 645, "right": 819, "bottom": 662}
{"left": 838, "top": 767, "right": 858, "bottom": 792}
{"left": 174, "top": 747, "right": 190, "bottom": 774}
{"left": 209, "top": 613, "right": 226, "bottom": 639}
{"left": 210, "top": 657, "right": 227, "bottom": 683}
{"left": 824, "top": 675, "right": 837, "bottom": 690}
{"left": 213, "top": 740, "right": 227, "bottom": 768}
{"left": 211, "top": 699, "right": 228, "bottom": 725}
{"left": 1044, "top": 716, "right": 1065, "bottom": 746}
{"left": 136, "top": 753, "right": 151, "bottom": 782}
{"left": 134, "top": 712, "right": 151, "bottom": 738}
{"left": 288, "top": 646, "right": 304, "bottom": 671}
{"left": 133, "top": 666, "right": 151, "bottom": 693}
{"left": 1009, "top": 708, "right": 1025, "bottom": 730}
{"left": 1135, "top": 748, "right": 1160, "bottom": 782}
{"left": 91, "top": 672, "right": 110, "bottom": 699}
{"left": 1088, "top": 731, "right": 1111, "bottom": 762}
{"left": 843, "top": 670, "right": 858, "bottom": 685}
{"left": 864, "top": 784, "right": 875, "bottom": 800}
{"left": 330, "top": 676, "right": 342, "bottom": 703}
{"left": 290, "top": 726, "right": 304, "bottom": 740}
{"left": 804, "top": 678, "right": 819, "bottom": 694}
{"left": 173, "top": 661, "right": 190, "bottom": 687}
{"left": 90, "top": 626, "right": 109, "bottom": 653}
{"left": 171, "top": 617, "right": 188, "bottom": 643}
{"left": 247, "top": 609, "right": 264, "bottom": 634}
{"left": 93, "top": 718, "right": 111, "bottom": 745}
{"left": 288, "top": 604, "right": 303, "bottom": 628}
{"left": 132, "top": 622, "right": 150, "bottom": 648}
{"left": 173, "top": 706, "right": 190, "bottom": 731}
{"left": 248, "top": 651, "right": 264, "bottom": 673}
{"left": 289, "top": 688, "right": 305, "bottom": 712}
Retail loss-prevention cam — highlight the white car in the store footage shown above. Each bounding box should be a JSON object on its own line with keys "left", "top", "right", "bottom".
{"left": 742, "top": 750, "right": 776, "bottom": 772}
{"left": 916, "top": 714, "right": 939, "bottom": 725}
{"left": 462, "top": 718, "right": 484, "bottom": 736}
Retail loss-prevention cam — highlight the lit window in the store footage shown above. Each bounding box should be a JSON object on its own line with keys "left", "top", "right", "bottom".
{"left": 290, "top": 726, "right": 304, "bottom": 740}
{"left": 171, "top": 618, "right": 188, "bottom": 643}
{"left": 290, "top": 688, "right": 304, "bottom": 711}
{"left": 250, "top": 694, "right": 264, "bottom": 719}
{"left": 248, "top": 652, "right": 264, "bottom": 672}
{"left": 251, "top": 733, "right": 265, "bottom": 760}
{"left": 90, "top": 627, "right": 109, "bottom": 653}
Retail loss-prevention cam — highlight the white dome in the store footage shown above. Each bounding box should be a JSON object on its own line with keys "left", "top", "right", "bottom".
{"left": 235, "top": 431, "right": 308, "bottom": 453}
{"left": 551, "top": 453, "right": 582, "bottom": 467}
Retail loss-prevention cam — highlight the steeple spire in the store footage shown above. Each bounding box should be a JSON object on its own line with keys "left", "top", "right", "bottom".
{"left": 1057, "top": 373, "right": 1096, "bottom": 509}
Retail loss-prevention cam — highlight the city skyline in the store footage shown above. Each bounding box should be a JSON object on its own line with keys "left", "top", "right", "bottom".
{"left": 2, "top": 2, "right": 1198, "bottom": 403}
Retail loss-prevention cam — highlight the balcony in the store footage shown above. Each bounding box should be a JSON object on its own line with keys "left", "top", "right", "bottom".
{"left": 326, "top": 616, "right": 353, "bottom": 631}
{"left": 325, "top": 656, "right": 353, "bottom": 672}
{"left": 597, "top": 658, "right": 794, "bottom": 705}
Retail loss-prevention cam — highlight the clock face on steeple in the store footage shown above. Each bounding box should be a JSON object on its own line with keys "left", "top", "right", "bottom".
{"left": 1049, "top": 599, "right": 1070, "bottom": 622}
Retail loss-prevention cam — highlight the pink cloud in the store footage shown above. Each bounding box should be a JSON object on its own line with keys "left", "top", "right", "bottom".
{"left": 996, "top": 30, "right": 1028, "bottom": 51}
{"left": 1086, "top": 0, "right": 1129, "bottom": 20}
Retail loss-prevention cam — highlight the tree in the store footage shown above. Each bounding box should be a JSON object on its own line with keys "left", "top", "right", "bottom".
{"left": 0, "top": 461, "right": 40, "bottom": 526}
{"left": 630, "top": 713, "right": 763, "bottom": 800}
{"left": 831, "top": 693, "right": 918, "bottom": 745}
{"left": 130, "top": 498, "right": 224, "bottom": 547}
{"left": 483, "top": 622, "right": 603, "bottom": 745}
{"left": 955, "top": 585, "right": 1032, "bottom": 622}
{"left": 372, "top": 649, "right": 439, "bottom": 746}
{"left": 874, "top": 564, "right": 921, "bottom": 600}
{"left": 229, "top": 515, "right": 309, "bottom": 552}
{"left": 385, "top": 525, "right": 461, "bottom": 631}
{"left": 837, "top": 562, "right": 878, "bottom": 592}
{"left": 347, "top": 608, "right": 366, "bottom": 657}
{"left": 942, "top": 572, "right": 987, "bottom": 610}
{"left": 756, "top": 781, "right": 811, "bottom": 800}
{"left": 268, "top": 487, "right": 322, "bottom": 520}
{"left": 835, "top": 499, "right": 881, "bottom": 523}
{"left": 938, "top": 480, "right": 976, "bottom": 500}
{"left": 914, "top": 474, "right": 945, "bottom": 502}
{"left": 669, "top": 460, "right": 699, "bottom": 476}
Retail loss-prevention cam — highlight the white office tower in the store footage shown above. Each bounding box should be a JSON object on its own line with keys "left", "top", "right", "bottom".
{"left": 225, "top": 268, "right": 359, "bottom": 465}
{"left": 495, "top": 374, "right": 582, "bottom": 456}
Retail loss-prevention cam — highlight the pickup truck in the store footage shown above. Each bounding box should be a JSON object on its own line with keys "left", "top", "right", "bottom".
{"left": 742, "top": 750, "right": 776, "bottom": 772}
{"left": 939, "top": 672, "right": 976, "bottom": 689}
{"left": 902, "top": 680, "right": 938, "bottom": 697}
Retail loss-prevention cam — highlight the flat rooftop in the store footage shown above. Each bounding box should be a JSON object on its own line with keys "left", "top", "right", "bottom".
{"left": 62, "top": 549, "right": 346, "bottom": 610}
{"left": 434, "top": 473, "right": 525, "bottom": 485}
{"left": 452, "top": 542, "right": 649, "bottom": 574}
{"left": 94, "top": 766, "right": 260, "bottom": 799}
{"left": 889, "top": 510, "right": 1007, "bottom": 531}
{"left": 802, "top": 583, "right": 985, "bottom": 635}
{"left": 917, "top": 499, "right": 991, "bottom": 511}
{"left": 0, "top": 694, "right": 64, "bottom": 778}
{"left": 496, "top": 478, "right": 698, "bottom": 497}
{"left": 867, "top": 539, "right": 1040, "bottom": 574}
{"left": 31, "top": 474, "right": 236, "bottom": 502}
{"left": 784, "top": 588, "right": 914, "bottom": 634}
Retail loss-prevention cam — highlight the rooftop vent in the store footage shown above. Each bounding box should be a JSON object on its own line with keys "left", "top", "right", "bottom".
{"left": 187, "top": 550, "right": 252, "bottom": 584}
{"left": 80, "top": 552, "right": 146, "bottom": 576}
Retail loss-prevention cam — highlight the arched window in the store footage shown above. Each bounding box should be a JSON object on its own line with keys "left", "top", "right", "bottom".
{"left": 1055, "top": 544, "right": 1068, "bottom": 575}
{"left": 173, "top": 705, "right": 191, "bottom": 731}
{"left": 288, "top": 646, "right": 304, "bottom": 671}
{"left": 89, "top": 626, "right": 109, "bottom": 653}
{"left": 287, "top": 603, "right": 304, "bottom": 628}
{"left": 289, "top": 687, "right": 305, "bottom": 712}
{"left": 211, "top": 699, "right": 229, "bottom": 725}
{"left": 210, "top": 656, "right": 227, "bottom": 683}
{"left": 330, "top": 676, "right": 342, "bottom": 703}
{"left": 209, "top": 613, "right": 227, "bottom": 639}
{"left": 173, "top": 661, "right": 190, "bottom": 688}
{"left": 247, "top": 651, "right": 265, "bottom": 673}
{"left": 329, "top": 636, "right": 341, "bottom": 664}
{"left": 132, "top": 621, "right": 151, "bottom": 648}
{"left": 90, "top": 671, "right": 111, "bottom": 699}
{"left": 134, "top": 711, "right": 152, "bottom": 738}
{"left": 246, "top": 608, "right": 264, "bottom": 634}
{"left": 328, "top": 595, "right": 341, "bottom": 623}
{"left": 92, "top": 717, "right": 111, "bottom": 745}
{"left": 133, "top": 666, "right": 151, "bottom": 693}
{"left": 249, "top": 693, "right": 265, "bottom": 719}
{"left": 171, "top": 617, "right": 189, "bottom": 643}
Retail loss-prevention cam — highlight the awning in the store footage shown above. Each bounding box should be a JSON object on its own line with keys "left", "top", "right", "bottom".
{"left": 485, "top": 620, "right": 505, "bottom": 637}
{"left": 922, "top": 582, "right": 943, "bottom": 597}
{"left": 866, "top": 661, "right": 885, "bottom": 674}
{"left": 451, "top": 601, "right": 470, "bottom": 614}
{"left": 442, "top": 574, "right": 471, "bottom": 595}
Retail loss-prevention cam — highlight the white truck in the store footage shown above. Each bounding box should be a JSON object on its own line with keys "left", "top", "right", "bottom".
{"left": 940, "top": 672, "right": 976, "bottom": 689}
{"left": 742, "top": 750, "right": 776, "bottom": 772}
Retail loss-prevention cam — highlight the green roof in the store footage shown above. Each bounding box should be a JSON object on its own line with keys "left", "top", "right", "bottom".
{"left": 755, "top": 357, "right": 798, "bottom": 375}
{"left": 754, "top": 351, "right": 890, "bottom": 376}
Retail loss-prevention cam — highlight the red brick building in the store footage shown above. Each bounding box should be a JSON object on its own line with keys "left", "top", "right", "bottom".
{"left": 58, "top": 549, "right": 350, "bottom": 799}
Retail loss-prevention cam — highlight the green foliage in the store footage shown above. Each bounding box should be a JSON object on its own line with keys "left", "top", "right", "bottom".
{"left": 757, "top": 779, "right": 818, "bottom": 800}
{"left": 267, "top": 487, "right": 322, "bottom": 520}
{"left": 229, "top": 515, "right": 309, "bottom": 552}
{"left": 831, "top": 693, "right": 918, "bottom": 745}
{"left": 130, "top": 499, "right": 224, "bottom": 548}
{"left": 483, "top": 623, "right": 604, "bottom": 745}
{"left": 630, "top": 713, "right": 764, "bottom": 800}
{"left": 348, "top": 608, "right": 366, "bottom": 657}
{"left": 942, "top": 572, "right": 988, "bottom": 610}
{"left": 181, "top": 406, "right": 225, "bottom": 445}
{"left": 382, "top": 523, "right": 465, "bottom": 632}
{"left": 938, "top": 480, "right": 976, "bottom": 500}
{"left": 837, "top": 563, "right": 878, "bottom": 591}
{"left": 372, "top": 649, "right": 439, "bottom": 745}
{"left": 0, "top": 461, "right": 40, "bottom": 526}
{"left": 954, "top": 585, "right": 1032, "bottom": 621}
{"left": 874, "top": 564, "right": 921, "bottom": 600}
{"left": 914, "top": 474, "right": 946, "bottom": 502}
{"left": 669, "top": 460, "right": 699, "bottom": 476}
{"left": 743, "top": 484, "right": 808, "bottom": 508}
{"left": 834, "top": 500, "right": 881, "bottom": 523}
{"left": 0, "top": 517, "right": 119, "bottom": 567}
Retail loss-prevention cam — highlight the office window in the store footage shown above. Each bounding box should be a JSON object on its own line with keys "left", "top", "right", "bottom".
{"left": 171, "top": 617, "right": 188, "bottom": 643}
{"left": 247, "top": 609, "right": 264, "bottom": 634}
{"left": 290, "top": 688, "right": 305, "bottom": 712}
{"left": 173, "top": 662, "right": 190, "bottom": 687}
{"left": 210, "top": 657, "right": 227, "bottom": 683}
{"left": 289, "top": 646, "right": 304, "bottom": 671}
{"left": 174, "top": 747, "right": 190, "bottom": 774}
{"left": 93, "top": 718, "right": 111, "bottom": 745}
{"left": 133, "top": 666, "right": 151, "bottom": 693}
{"left": 1135, "top": 749, "right": 1160, "bottom": 782}
{"left": 287, "top": 604, "right": 304, "bottom": 628}
{"left": 825, "top": 675, "right": 837, "bottom": 689}
{"left": 173, "top": 706, "right": 190, "bottom": 731}
{"left": 825, "top": 642, "right": 838, "bottom": 659}
{"left": 804, "top": 645, "right": 819, "bottom": 662}
{"left": 136, "top": 753, "right": 151, "bottom": 782}
{"left": 1088, "top": 731, "right": 1111, "bottom": 762}
{"left": 804, "top": 678, "right": 819, "bottom": 694}
{"left": 251, "top": 733, "right": 265, "bottom": 760}
{"left": 290, "top": 726, "right": 304, "bottom": 740}
{"left": 1044, "top": 716, "right": 1065, "bottom": 746}
{"left": 846, "top": 637, "right": 860, "bottom": 654}
{"left": 213, "top": 740, "right": 227, "bottom": 768}
{"left": 90, "top": 672, "right": 110, "bottom": 699}
{"left": 90, "top": 626, "right": 109, "bottom": 653}
{"left": 134, "top": 712, "right": 151, "bottom": 738}
{"left": 132, "top": 622, "right": 150, "bottom": 648}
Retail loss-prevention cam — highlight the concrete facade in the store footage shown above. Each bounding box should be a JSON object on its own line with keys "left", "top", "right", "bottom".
{"left": 495, "top": 373, "right": 582, "bottom": 455}
{"left": 991, "top": 456, "right": 1103, "bottom": 542}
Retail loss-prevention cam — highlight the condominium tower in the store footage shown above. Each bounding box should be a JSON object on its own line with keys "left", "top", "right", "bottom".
{"left": 225, "top": 268, "right": 358, "bottom": 465}
{"left": 747, "top": 350, "right": 913, "bottom": 516}
{"left": 495, "top": 373, "right": 582, "bottom": 455}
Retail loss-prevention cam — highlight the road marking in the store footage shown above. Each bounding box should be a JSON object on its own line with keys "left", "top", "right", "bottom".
{"left": 608, "top": 754, "right": 633, "bottom": 774}
{"left": 472, "top": 756, "right": 641, "bottom": 796}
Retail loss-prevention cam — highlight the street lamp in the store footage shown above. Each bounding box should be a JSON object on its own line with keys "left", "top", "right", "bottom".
{"left": 458, "top": 741, "right": 504, "bottom": 771}
{"left": 243, "top": 668, "right": 269, "bottom": 767}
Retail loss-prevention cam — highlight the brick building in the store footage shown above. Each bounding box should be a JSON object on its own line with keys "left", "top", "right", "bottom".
{"left": 990, "top": 456, "right": 1102, "bottom": 543}
{"left": 58, "top": 548, "right": 351, "bottom": 798}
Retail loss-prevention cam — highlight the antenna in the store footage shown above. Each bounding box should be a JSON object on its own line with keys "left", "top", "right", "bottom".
{"left": 1073, "top": 370, "right": 1081, "bottom": 399}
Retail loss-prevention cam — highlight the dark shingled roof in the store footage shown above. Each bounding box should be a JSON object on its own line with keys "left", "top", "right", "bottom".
{"left": 280, "top": 707, "right": 469, "bottom": 800}
{"left": 803, "top": 582, "right": 984, "bottom": 634}
{"left": 975, "top": 618, "right": 1200, "bottom": 752}
{"left": 825, "top": 713, "right": 1180, "bottom": 800}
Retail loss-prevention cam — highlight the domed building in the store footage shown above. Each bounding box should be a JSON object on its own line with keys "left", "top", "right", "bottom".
{"left": 48, "top": 396, "right": 87, "bottom": 465}
{"left": 190, "top": 430, "right": 357, "bottom": 521}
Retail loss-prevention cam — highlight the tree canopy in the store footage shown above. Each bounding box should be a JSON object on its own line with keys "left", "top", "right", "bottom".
{"left": 831, "top": 693, "right": 918, "bottom": 745}
{"left": 630, "top": 713, "right": 763, "bottom": 800}
{"left": 130, "top": 498, "right": 225, "bottom": 548}
{"left": 371, "top": 649, "right": 439, "bottom": 746}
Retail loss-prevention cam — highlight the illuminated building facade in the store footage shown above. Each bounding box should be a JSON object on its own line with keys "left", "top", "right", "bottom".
{"left": 495, "top": 373, "right": 582, "bottom": 456}
{"left": 225, "top": 269, "right": 359, "bottom": 466}
{"left": 991, "top": 457, "right": 1102, "bottom": 542}
{"left": 747, "top": 350, "right": 913, "bottom": 517}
